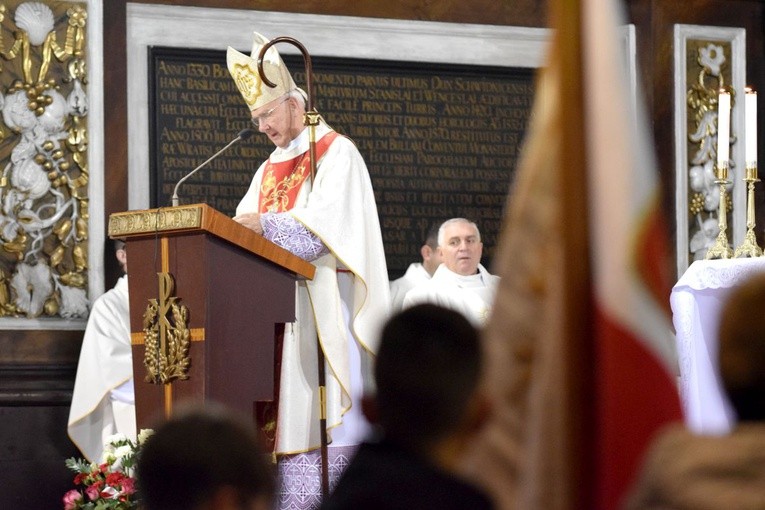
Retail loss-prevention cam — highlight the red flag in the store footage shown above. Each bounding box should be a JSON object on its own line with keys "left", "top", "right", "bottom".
{"left": 462, "top": 0, "right": 683, "bottom": 508}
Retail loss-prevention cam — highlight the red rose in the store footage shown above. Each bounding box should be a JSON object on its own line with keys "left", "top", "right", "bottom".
{"left": 106, "top": 471, "right": 125, "bottom": 486}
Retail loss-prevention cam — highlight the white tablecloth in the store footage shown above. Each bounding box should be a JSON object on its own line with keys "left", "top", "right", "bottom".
{"left": 671, "top": 257, "right": 765, "bottom": 434}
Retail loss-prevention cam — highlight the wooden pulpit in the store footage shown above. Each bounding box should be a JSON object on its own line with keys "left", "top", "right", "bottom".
{"left": 107, "top": 204, "right": 314, "bottom": 430}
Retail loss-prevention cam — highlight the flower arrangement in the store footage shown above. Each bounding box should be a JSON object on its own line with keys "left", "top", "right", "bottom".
{"left": 63, "top": 429, "right": 153, "bottom": 510}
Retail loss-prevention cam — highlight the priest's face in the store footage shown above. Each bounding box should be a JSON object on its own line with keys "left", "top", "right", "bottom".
{"left": 438, "top": 220, "right": 482, "bottom": 276}
{"left": 251, "top": 94, "right": 303, "bottom": 149}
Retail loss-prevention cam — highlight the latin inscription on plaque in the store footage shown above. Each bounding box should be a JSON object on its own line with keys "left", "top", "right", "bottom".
{"left": 149, "top": 48, "right": 534, "bottom": 278}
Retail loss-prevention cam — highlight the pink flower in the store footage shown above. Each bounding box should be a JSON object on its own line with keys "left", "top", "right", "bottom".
{"left": 85, "top": 480, "right": 103, "bottom": 501}
{"left": 121, "top": 476, "right": 136, "bottom": 496}
{"left": 64, "top": 429, "right": 151, "bottom": 507}
{"left": 62, "top": 489, "right": 82, "bottom": 510}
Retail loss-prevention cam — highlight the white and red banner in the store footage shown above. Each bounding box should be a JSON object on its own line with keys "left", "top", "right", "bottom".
{"left": 463, "top": 0, "right": 683, "bottom": 508}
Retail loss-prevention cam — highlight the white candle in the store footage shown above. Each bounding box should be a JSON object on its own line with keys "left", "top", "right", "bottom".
{"left": 717, "top": 90, "right": 731, "bottom": 170}
{"left": 746, "top": 88, "right": 757, "bottom": 164}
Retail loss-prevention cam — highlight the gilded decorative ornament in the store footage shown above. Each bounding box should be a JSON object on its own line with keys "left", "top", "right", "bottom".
{"left": 0, "top": 1, "right": 89, "bottom": 319}
{"left": 142, "top": 272, "right": 191, "bottom": 385}
{"left": 686, "top": 42, "right": 735, "bottom": 261}
{"left": 107, "top": 205, "right": 203, "bottom": 237}
{"left": 689, "top": 192, "right": 705, "bottom": 216}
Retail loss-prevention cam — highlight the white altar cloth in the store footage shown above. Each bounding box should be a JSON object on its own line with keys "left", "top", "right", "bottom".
{"left": 671, "top": 257, "right": 765, "bottom": 434}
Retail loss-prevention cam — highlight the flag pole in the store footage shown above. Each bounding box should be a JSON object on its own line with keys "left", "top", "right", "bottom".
{"left": 551, "top": 0, "right": 596, "bottom": 507}
{"left": 257, "top": 37, "right": 330, "bottom": 499}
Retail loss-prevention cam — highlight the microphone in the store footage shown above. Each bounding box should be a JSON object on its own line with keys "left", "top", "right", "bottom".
{"left": 171, "top": 128, "right": 256, "bottom": 207}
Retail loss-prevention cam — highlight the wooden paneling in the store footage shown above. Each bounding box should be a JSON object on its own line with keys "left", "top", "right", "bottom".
{"left": 104, "top": 0, "right": 130, "bottom": 287}
{"left": 0, "top": 330, "right": 82, "bottom": 365}
{"left": 128, "top": 0, "right": 548, "bottom": 26}
{"left": 0, "top": 406, "right": 80, "bottom": 509}
{"left": 0, "top": 333, "right": 80, "bottom": 507}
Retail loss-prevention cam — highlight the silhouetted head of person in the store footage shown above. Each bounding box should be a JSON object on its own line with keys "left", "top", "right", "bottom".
{"left": 137, "top": 404, "right": 275, "bottom": 510}
{"left": 718, "top": 273, "right": 765, "bottom": 422}
{"left": 372, "top": 303, "right": 487, "bottom": 457}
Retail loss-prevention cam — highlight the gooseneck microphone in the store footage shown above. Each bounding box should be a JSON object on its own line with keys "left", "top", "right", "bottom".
{"left": 171, "top": 128, "right": 256, "bottom": 207}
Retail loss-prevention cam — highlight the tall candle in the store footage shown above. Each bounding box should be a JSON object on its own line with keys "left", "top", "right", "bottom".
{"left": 746, "top": 87, "right": 757, "bottom": 164}
{"left": 717, "top": 90, "right": 731, "bottom": 173}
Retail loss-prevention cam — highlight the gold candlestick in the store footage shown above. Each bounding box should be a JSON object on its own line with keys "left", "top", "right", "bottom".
{"left": 734, "top": 163, "right": 762, "bottom": 257}
{"left": 706, "top": 162, "right": 733, "bottom": 259}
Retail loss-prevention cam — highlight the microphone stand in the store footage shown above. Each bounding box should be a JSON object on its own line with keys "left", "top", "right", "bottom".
{"left": 170, "top": 131, "right": 252, "bottom": 207}
{"left": 257, "top": 37, "right": 329, "bottom": 499}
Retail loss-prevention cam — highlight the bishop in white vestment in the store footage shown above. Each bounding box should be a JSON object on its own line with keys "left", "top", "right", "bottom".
{"left": 226, "top": 35, "right": 390, "bottom": 508}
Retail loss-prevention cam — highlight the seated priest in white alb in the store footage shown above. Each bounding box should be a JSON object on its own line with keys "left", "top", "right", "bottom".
{"left": 389, "top": 224, "right": 443, "bottom": 312}
{"left": 68, "top": 240, "right": 136, "bottom": 462}
{"left": 403, "top": 218, "right": 499, "bottom": 326}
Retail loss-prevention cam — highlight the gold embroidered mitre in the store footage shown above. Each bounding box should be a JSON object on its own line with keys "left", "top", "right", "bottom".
{"left": 226, "top": 32, "right": 297, "bottom": 112}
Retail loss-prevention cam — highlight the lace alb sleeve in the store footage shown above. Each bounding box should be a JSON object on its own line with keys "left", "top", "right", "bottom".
{"left": 260, "top": 212, "right": 330, "bottom": 261}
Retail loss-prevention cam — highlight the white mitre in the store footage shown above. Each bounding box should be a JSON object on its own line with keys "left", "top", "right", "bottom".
{"left": 226, "top": 32, "right": 297, "bottom": 111}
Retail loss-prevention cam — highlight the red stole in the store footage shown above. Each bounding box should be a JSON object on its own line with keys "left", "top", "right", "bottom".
{"left": 258, "top": 131, "right": 339, "bottom": 213}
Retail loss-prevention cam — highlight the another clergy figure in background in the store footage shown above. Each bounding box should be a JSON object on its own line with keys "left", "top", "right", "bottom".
{"left": 389, "top": 224, "right": 443, "bottom": 311}
{"left": 68, "top": 240, "right": 135, "bottom": 462}
{"left": 403, "top": 218, "right": 499, "bottom": 327}
{"left": 227, "top": 32, "right": 390, "bottom": 507}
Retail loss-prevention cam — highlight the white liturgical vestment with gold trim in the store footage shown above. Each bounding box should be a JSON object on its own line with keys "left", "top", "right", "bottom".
{"left": 237, "top": 123, "right": 390, "bottom": 454}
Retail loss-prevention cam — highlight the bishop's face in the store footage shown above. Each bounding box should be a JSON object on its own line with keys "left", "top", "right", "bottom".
{"left": 438, "top": 221, "right": 482, "bottom": 276}
{"left": 251, "top": 95, "right": 301, "bottom": 149}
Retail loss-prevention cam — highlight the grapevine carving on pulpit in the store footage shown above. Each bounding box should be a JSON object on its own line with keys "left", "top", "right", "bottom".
{"left": 142, "top": 272, "right": 191, "bottom": 384}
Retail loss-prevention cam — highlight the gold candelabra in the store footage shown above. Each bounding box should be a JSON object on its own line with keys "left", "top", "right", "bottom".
{"left": 705, "top": 162, "right": 734, "bottom": 259}
{"left": 734, "top": 163, "right": 762, "bottom": 257}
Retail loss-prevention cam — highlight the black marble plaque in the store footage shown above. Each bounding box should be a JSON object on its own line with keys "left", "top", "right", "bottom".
{"left": 148, "top": 47, "right": 534, "bottom": 279}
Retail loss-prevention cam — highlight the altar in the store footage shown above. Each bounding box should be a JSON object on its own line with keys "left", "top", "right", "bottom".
{"left": 671, "top": 257, "right": 765, "bottom": 434}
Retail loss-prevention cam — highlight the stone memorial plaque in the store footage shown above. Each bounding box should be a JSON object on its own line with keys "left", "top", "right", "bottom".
{"left": 148, "top": 47, "right": 534, "bottom": 278}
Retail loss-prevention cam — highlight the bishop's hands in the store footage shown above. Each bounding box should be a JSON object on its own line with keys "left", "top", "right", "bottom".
{"left": 233, "top": 212, "right": 263, "bottom": 235}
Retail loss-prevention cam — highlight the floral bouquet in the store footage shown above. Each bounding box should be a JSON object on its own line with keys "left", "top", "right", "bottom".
{"left": 63, "top": 429, "right": 153, "bottom": 510}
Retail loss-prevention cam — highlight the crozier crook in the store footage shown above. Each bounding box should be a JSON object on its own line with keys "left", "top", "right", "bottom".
{"left": 257, "top": 37, "right": 319, "bottom": 183}
{"left": 256, "top": 36, "right": 329, "bottom": 499}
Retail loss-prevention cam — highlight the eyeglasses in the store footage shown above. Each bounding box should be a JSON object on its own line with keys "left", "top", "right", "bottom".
{"left": 251, "top": 97, "right": 290, "bottom": 126}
